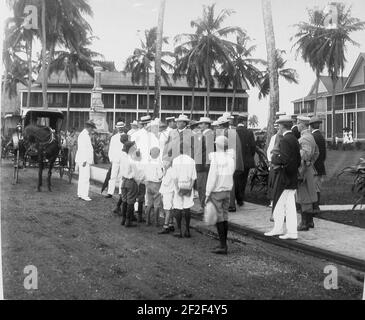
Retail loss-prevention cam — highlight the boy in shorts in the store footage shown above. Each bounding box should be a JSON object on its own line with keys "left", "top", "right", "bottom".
{"left": 144, "top": 147, "right": 164, "bottom": 226}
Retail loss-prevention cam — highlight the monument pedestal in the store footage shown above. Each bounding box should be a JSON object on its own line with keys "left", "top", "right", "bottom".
{"left": 89, "top": 66, "right": 109, "bottom": 133}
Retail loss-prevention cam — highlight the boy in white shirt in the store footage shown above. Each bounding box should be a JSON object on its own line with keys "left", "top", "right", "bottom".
{"left": 144, "top": 147, "right": 164, "bottom": 227}
{"left": 158, "top": 159, "right": 175, "bottom": 234}
{"left": 171, "top": 154, "right": 197, "bottom": 238}
{"left": 205, "top": 136, "right": 235, "bottom": 255}
{"left": 118, "top": 141, "right": 145, "bottom": 227}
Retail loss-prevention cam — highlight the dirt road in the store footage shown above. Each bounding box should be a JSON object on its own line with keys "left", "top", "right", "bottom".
{"left": 1, "top": 162, "right": 362, "bottom": 300}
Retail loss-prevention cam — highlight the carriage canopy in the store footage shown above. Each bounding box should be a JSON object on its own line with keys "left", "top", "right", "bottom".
{"left": 22, "top": 109, "right": 64, "bottom": 132}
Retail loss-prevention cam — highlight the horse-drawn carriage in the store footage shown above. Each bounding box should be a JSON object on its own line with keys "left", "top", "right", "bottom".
{"left": 12, "top": 108, "right": 75, "bottom": 189}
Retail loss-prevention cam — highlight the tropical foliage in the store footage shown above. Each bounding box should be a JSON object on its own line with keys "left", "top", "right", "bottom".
{"left": 124, "top": 27, "right": 173, "bottom": 113}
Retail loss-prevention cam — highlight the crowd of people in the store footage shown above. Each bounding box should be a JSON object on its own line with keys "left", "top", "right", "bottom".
{"left": 74, "top": 111, "right": 326, "bottom": 254}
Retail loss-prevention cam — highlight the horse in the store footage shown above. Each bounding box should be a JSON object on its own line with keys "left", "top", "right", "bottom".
{"left": 23, "top": 125, "right": 61, "bottom": 192}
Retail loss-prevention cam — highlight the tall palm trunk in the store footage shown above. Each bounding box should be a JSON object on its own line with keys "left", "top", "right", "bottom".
{"left": 205, "top": 38, "right": 211, "bottom": 117}
{"left": 190, "top": 86, "right": 195, "bottom": 120}
{"left": 313, "top": 71, "right": 320, "bottom": 115}
{"left": 26, "top": 38, "right": 32, "bottom": 108}
{"left": 262, "top": 0, "right": 279, "bottom": 150}
{"left": 154, "top": 0, "right": 166, "bottom": 119}
{"left": 230, "top": 86, "right": 236, "bottom": 115}
{"left": 331, "top": 78, "right": 337, "bottom": 144}
{"left": 146, "top": 70, "right": 150, "bottom": 114}
{"left": 41, "top": 0, "right": 48, "bottom": 109}
{"left": 66, "top": 81, "right": 72, "bottom": 132}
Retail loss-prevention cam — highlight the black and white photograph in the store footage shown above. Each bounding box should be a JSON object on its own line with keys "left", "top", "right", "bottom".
{"left": 0, "top": 0, "right": 365, "bottom": 305}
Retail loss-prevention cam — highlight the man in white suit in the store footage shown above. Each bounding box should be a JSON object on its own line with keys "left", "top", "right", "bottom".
{"left": 105, "top": 121, "right": 126, "bottom": 198}
{"left": 75, "top": 120, "right": 96, "bottom": 201}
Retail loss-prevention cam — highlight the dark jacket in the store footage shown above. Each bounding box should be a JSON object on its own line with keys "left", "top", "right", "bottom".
{"left": 271, "top": 131, "right": 301, "bottom": 190}
{"left": 236, "top": 125, "right": 256, "bottom": 169}
{"left": 291, "top": 125, "right": 300, "bottom": 139}
{"left": 312, "top": 130, "right": 326, "bottom": 176}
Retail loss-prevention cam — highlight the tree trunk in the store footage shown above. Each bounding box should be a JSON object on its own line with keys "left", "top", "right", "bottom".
{"left": 190, "top": 86, "right": 195, "bottom": 120}
{"left": 314, "top": 71, "right": 320, "bottom": 115}
{"left": 262, "top": 0, "right": 279, "bottom": 150}
{"left": 67, "top": 81, "right": 72, "bottom": 132}
{"left": 26, "top": 38, "right": 32, "bottom": 108}
{"left": 205, "top": 38, "right": 211, "bottom": 117}
{"left": 146, "top": 70, "right": 150, "bottom": 114}
{"left": 41, "top": 0, "right": 48, "bottom": 109}
{"left": 331, "top": 78, "right": 337, "bottom": 144}
{"left": 153, "top": 0, "right": 166, "bottom": 119}
{"left": 230, "top": 87, "right": 236, "bottom": 115}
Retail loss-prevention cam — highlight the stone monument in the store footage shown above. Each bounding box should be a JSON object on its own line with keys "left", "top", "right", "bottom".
{"left": 89, "top": 66, "right": 109, "bottom": 132}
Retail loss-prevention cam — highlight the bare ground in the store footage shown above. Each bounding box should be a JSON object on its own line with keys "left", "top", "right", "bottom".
{"left": 1, "top": 161, "right": 363, "bottom": 300}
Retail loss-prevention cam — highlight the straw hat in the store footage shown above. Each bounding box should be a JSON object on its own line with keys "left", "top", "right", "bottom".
{"left": 175, "top": 114, "right": 190, "bottom": 123}
{"left": 196, "top": 116, "right": 213, "bottom": 124}
{"left": 116, "top": 121, "right": 125, "bottom": 128}
{"left": 297, "top": 116, "right": 311, "bottom": 124}
{"left": 309, "top": 116, "right": 322, "bottom": 125}
{"left": 275, "top": 115, "right": 293, "bottom": 124}
{"left": 140, "top": 115, "right": 152, "bottom": 124}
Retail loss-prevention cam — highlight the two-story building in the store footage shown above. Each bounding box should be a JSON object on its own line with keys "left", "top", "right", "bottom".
{"left": 292, "top": 52, "right": 365, "bottom": 141}
{"left": 19, "top": 70, "right": 249, "bottom": 132}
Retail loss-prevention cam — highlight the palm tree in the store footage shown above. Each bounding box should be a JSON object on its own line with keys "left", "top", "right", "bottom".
{"left": 310, "top": 3, "right": 365, "bottom": 143}
{"left": 216, "top": 34, "right": 263, "bottom": 114}
{"left": 258, "top": 50, "right": 299, "bottom": 99}
{"left": 292, "top": 8, "right": 327, "bottom": 115}
{"left": 49, "top": 41, "right": 99, "bottom": 131}
{"left": 154, "top": 0, "right": 167, "bottom": 118}
{"left": 41, "top": 0, "right": 47, "bottom": 108}
{"left": 249, "top": 115, "right": 259, "bottom": 128}
{"left": 5, "top": 0, "right": 37, "bottom": 108}
{"left": 40, "top": 0, "right": 94, "bottom": 109}
{"left": 124, "top": 27, "right": 173, "bottom": 114}
{"left": 173, "top": 42, "right": 204, "bottom": 120}
{"left": 175, "top": 4, "right": 245, "bottom": 116}
{"left": 2, "top": 57, "right": 28, "bottom": 99}
{"left": 261, "top": 0, "right": 279, "bottom": 148}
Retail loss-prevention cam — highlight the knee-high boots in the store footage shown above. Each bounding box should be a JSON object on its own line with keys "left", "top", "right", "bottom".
{"left": 212, "top": 222, "right": 227, "bottom": 255}
{"left": 183, "top": 209, "right": 191, "bottom": 238}
{"left": 173, "top": 210, "right": 183, "bottom": 238}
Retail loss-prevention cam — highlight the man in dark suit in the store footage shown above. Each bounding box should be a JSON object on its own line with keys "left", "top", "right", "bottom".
{"left": 265, "top": 115, "right": 301, "bottom": 240}
{"left": 236, "top": 115, "right": 256, "bottom": 206}
{"left": 291, "top": 114, "right": 301, "bottom": 139}
{"left": 310, "top": 116, "right": 326, "bottom": 214}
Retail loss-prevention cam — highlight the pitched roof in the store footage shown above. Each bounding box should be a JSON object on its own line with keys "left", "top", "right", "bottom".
{"left": 36, "top": 70, "right": 248, "bottom": 91}
{"left": 344, "top": 52, "right": 365, "bottom": 89}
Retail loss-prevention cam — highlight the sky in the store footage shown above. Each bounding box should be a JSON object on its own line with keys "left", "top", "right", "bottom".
{"left": 1, "top": 0, "right": 365, "bottom": 128}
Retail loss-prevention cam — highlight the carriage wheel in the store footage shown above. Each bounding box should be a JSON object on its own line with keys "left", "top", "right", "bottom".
{"left": 13, "top": 150, "right": 20, "bottom": 184}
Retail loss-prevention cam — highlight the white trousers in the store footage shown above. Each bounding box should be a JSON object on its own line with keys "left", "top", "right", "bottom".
{"left": 271, "top": 189, "right": 297, "bottom": 236}
{"left": 107, "top": 161, "right": 120, "bottom": 195}
{"left": 77, "top": 163, "right": 90, "bottom": 198}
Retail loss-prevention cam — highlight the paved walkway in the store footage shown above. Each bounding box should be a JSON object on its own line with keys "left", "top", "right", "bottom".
{"left": 89, "top": 165, "right": 365, "bottom": 271}
{"left": 191, "top": 201, "right": 365, "bottom": 270}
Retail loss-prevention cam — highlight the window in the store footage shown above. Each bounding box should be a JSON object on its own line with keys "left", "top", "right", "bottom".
{"left": 335, "top": 95, "right": 343, "bottom": 110}
{"left": 358, "top": 91, "right": 365, "bottom": 109}
{"left": 327, "top": 114, "right": 332, "bottom": 138}
{"left": 184, "top": 96, "right": 204, "bottom": 112}
{"left": 161, "top": 95, "right": 182, "bottom": 110}
{"left": 327, "top": 97, "right": 332, "bottom": 111}
{"left": 102, "top": 94, "right": 114, "bottom": 108}
{"left": 210, "top": 97, "right": 226, "bottom": 112}
{"left": 228, "top": 97, "right": 248, "bottom": 113}
{"left": 357, "top": 112, "right": 365, "bottom": 139}
{"left": 294, "top": 102, "right": 301, "bottom": 114}
{"left": 345, "top": 93, "right": 356, "bottom": 109}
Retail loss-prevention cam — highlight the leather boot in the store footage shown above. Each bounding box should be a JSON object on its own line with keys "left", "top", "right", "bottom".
{"left": 297, "top": 212, "right": 309, "bottom": 231}
{"left": 137, "top": 202, "right": 145, "bottom": 222}
{"left": 125, "top": 204, "right": 137, "bottom": 228}
{"left": 113, "top": 197, "right": 123, "bottom": 215}
{"left": 183, "top": 209, "right": 191, "bottom": 238}
{"left": 212, "top": 222, "right": 227, "bottom": 255}
{"left": 312, "top": 193, "right": 321, "bottom": 215}
{"left": 120, "top": 202, "right": 127, "bottom": 225}
{"left": 154, "top": 208, "right": 160, "bottom": 227}
{"left": 308, "top": 212, "right": 314, "bottom": 229}
{"left": 173, "top": 210, "right": 183, "bottom": 238}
